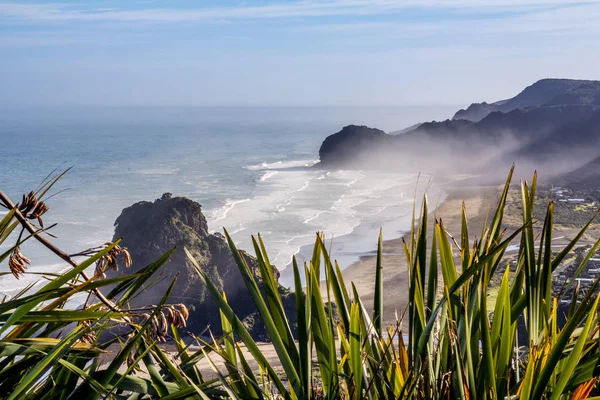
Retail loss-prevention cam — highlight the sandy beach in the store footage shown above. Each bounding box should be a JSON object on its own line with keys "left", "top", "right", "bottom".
{"left": 186, "top": 184, "right": 504, "bottom": 377}
{"left": 338, "top": 183, "right": 502, "bottom": 328}
{"left": 100, "top": 183, "right": 504, "bottom": 380}
{"left": 128, "top": 181, "right": 593, "bottom": 378}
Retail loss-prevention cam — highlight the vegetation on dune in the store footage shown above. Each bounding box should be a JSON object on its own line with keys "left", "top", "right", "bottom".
{"left": 1, "top": 167, "right": 600, "bottom": 398}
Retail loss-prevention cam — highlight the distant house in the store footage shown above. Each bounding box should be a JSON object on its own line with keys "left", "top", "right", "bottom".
{"left": 550, "top": 187, "right": 573, "bottom": 200}
{"left": 567, "top": 198, "right": 585, "bottom": 203}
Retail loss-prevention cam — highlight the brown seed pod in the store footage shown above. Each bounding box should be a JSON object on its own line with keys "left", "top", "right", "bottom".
{"left": 18, "top": 192, "right": 37, "bottom": 215}
{"left": 127, "top": 345, "right": 141, "bottom": 368}
{"left": 18, "top": 191, "right": 49, "bottom": 227}
{"left": 159, "top": 312, "right": 168, "bottom": 335}
{"left": 94, "top": 242, "right": 133, "bottom": 276}
{"left": 30, "top": 202, "right": 49, "bottom": 227}
{"left": 167, "top": 305, "right": 175, "bottom": 319}
{"left": 8, "top": 247, "right": 30, "bottom": 279}
{"left": 77, "top": 321, "right": 97, "bottom": 345}
{"left": 122, "top": 248, "right": 132, "bottom": 268}
{"left": 178, "top": 303, "right": 190, "bottom": 320}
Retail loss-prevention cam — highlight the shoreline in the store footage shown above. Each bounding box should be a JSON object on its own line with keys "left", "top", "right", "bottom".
{"left": 179, "top": 182, "right": 504, "bottom": 378}
{"left": 336, "top": 182, "right": 501, "bottom": 328}
{"left": 278, "top": 177, "right": 447, "bottom": 288}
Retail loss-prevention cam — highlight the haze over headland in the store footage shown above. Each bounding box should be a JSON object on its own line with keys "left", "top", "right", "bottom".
{"left": 1, "top": 1, "right": 600, "bottom": 108}
{"left": 318, "top": 79, "right": 600, "bottom": 182}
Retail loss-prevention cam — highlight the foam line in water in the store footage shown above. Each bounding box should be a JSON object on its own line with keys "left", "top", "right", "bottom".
{"left": 259, "top": 171, "right": 279, "bottom": 181}
{"left": 206, "top": 167, "right": 444, "bottom": 272}
{"left": 228, "top": 226, "right": 248, "bottom": 235}
{"left": 212, "top": 198, "right": 251, "bottom": 221}
{"left": 246, "top": 159, "right": 319, "bottom": 171}
{"left": 303, "top": 210, "right": 327, "bottom": 224}
{"left": 135, "top": 168, "right": 181, "bottom": 175}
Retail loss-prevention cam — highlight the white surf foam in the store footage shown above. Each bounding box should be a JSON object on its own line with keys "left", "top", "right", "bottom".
{"left": 211, "top": 198, "right": 252, "bottom": 221}
{"left": 207, "top": 164, "right": 437, "bottom": 270}
{"left": 246, "top": 159, "right": 319, "bottom": 171}
{"left": 135, "top": 167, "right": 181, "bottom": 175}
{"left": 259, "top": 171, "right": 279, "bottom": 181}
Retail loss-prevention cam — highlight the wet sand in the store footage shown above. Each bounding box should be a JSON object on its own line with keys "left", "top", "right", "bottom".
{"left": 337, "top": 184, "right": 501, "bottom": 328}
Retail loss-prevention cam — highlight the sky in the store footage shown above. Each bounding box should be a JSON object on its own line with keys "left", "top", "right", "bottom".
{"left": 1, "top": 1, "right": 600, "bottom": 107}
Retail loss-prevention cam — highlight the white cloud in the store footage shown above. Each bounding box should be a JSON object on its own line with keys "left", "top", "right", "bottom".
{"left": 2, "top": 1, "right": 600, "bottom": 106}
{"left": 299, "top": 2, "right": 600, "bottom": 37}
{"left": 1, "top": 1, "right": 599, "bottom": 22}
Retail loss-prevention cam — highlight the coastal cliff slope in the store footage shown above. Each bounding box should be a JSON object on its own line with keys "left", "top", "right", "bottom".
{"left": 453, "top": 78, "right": 600, "bottom": 122}
{"left": 107, "top": 193, "right": 296, "bottom": 339}
{"left": 317, "top": 78, "right": 600, "bottom": 177}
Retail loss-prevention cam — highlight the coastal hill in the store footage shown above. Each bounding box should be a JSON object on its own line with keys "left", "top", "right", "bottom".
{"left": 107, "top": 193, "right": 296, "bottom": 339}
{"left": 453, "top": 78, "right": 600, "bottom": 122}
{"left": 318, "top": 78, "right": 600, "bottom": 178}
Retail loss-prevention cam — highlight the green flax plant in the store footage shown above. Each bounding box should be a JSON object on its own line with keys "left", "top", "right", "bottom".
{"left": 192, "top": 167, "right": 600, "bottom": 399}
{"left": 0, "top": 172, "right": 225, "bottom": 399}
{"left": 2, "top": 167, "right": 600, "bottom": 399}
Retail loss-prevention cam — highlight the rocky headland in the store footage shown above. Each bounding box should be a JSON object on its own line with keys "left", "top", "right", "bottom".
{"left": 317, "top": 79, "right": 600, "bottom": 181}
{"left": 107, "top": 193, "right": 297, "bottom": 340}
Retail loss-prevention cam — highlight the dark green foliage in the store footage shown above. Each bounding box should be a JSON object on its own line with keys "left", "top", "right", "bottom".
{"left": 2, "top": 168, "right": 600, "bottom": 399}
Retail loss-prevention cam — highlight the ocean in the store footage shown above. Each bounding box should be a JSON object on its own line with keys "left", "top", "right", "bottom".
{"left": 0, "top": 105, "right": 455, "bottom": 293}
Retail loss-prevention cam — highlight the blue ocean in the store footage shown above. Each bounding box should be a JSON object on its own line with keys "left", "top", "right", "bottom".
{"left": 0, "top": 105, "right": 454, "bottom": 292}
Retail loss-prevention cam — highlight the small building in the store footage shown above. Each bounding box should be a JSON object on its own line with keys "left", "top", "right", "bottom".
{"left": 588, "top": 268, "right": 600, "bottom": 273}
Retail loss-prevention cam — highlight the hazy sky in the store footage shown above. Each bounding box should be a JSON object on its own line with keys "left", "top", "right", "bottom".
{"left": 1, "top": 1, "right": 600, "bottom": 107}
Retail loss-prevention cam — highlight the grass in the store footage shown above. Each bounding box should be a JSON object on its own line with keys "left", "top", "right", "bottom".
{"left": 1, "top": 166, "right": 600, "bottom": 398}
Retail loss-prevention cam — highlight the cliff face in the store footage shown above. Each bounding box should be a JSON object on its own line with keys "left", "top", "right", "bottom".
{"left": 109, "top": 193, "right": 295, "bottom": 339}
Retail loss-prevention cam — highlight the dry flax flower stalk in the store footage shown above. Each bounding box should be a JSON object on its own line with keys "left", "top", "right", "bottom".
{"left": 8, "top": 247, "right": 30, "bottom": 279}
{"left": 137, "top": 304, "right": 190, "bottom": 342}
{"left": 94, "top": 242, "right": 132, "bottom": 277}
{"left": 18, "top": 191, "right": 50, "bottom": 227}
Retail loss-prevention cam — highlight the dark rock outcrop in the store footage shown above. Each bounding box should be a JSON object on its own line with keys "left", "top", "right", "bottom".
{"left": 318, "top": 125, "right": 389, "bottom": 167}
{"left": 108, "top": 193, "right": 296, "bottom": 339}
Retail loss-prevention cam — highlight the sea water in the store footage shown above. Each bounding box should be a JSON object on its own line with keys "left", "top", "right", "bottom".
{"left": 0, "top": 105, "right": 455, "bottom": 293}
